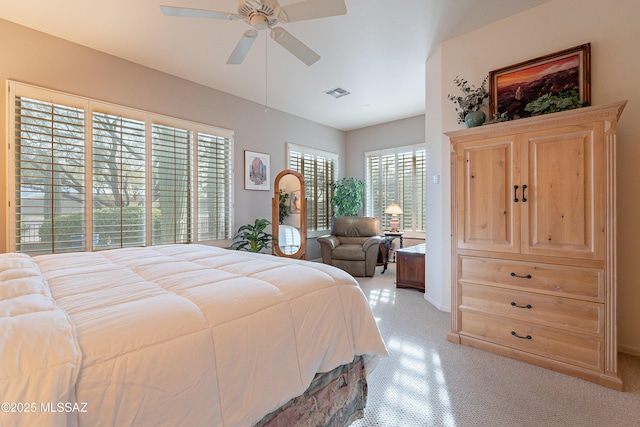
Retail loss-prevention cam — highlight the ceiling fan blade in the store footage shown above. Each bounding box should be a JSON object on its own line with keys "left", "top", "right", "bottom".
{"left": 270, "top": 27, "right": 320, "bottom": 66}
{"left": 160, "top": 5, "right": 235, "bottom": 20}
{"left": 227, "top": 30, "right": 259, "bottom": 64}
{"left": 279, "top": 0, "right": 346, "bottom": 23}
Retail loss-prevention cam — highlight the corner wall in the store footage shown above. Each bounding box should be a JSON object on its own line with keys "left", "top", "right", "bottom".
{"left": 426, "top": 0, "right": 640, "bottom": 355}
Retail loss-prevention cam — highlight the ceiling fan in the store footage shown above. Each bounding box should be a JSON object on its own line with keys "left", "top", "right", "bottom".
{"left": 160, "top": 0, "right": 347, "bottom": 66}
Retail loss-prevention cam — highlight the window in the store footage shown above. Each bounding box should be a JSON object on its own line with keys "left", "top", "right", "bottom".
{"left": 365, "top": 144, "right": 426, "bottom": 233}
{"left": 151, "top": 124, "right": 192, "bottom": 245}
{"left": 92, "top": 112, "right": 146, "bottom": 249}
{"left": 287, "top": 143, "right": 338, "bottom": 231}
{"left": 8, "top": 82, "right": 234, "bottom": 255}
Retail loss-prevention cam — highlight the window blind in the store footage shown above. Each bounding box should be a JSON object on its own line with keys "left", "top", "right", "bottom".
{"left": 365, "top": 144, "right": 426, "bottom": 233}
{"left": 152, "top": 124, "right": 192, "bottom": 245}
{"left": 8, "top": 81, "right": 234, "bottom": 254}
{"left": 287, "top": 143, "right": 337, "bottom": 231}
{"left": 197, "top": 132, "right": 233, "bottom": 240}
{"left": 92, "top": 112, "right": 146, "bottom": 249}
{"left": 13, "top": 97, "right": 86, "bottom": 254}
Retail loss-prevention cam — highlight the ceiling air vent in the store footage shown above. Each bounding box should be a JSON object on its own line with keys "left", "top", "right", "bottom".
{"left": 325, "top": 87, "right": 350, "bottom": 98}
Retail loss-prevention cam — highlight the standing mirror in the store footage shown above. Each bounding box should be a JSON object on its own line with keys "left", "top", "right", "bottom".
{"left": 272, "top": 170, "right": 307, "bottom": 259}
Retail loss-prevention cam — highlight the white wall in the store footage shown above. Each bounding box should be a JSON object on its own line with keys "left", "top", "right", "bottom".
{"left": 426, "top": 0, "right": 640, "bottom": 355}
{"left": 425, "top": 45, "right": 449, "bottom": 311}
{"left": 0, "top": 18, "right": 345, "bottom": 256}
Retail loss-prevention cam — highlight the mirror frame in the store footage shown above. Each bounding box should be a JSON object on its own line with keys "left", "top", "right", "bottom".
{"left": 272, "top": 169, "right": 307, "bottom": 259}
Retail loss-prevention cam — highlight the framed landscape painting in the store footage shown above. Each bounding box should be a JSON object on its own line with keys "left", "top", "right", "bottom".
{"left": 244, "top": 150, "right": 270, "bottom": 191}
{"left": 489, "top": 43, "right": 591, "bottom": 120}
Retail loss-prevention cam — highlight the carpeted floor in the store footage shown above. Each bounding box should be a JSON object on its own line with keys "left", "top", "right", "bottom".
{"left": 351, "top": 264, "right": 640, "bottom": 427}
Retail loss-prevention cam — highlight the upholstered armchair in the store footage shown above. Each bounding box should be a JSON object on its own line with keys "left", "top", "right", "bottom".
{"left": 317, "top": 216, "right": 383, "bottom": 277}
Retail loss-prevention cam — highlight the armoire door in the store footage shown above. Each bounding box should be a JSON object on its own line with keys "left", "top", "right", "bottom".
{"left": 520, "top": 123, "right": 605, "bottom": 260}
{"left": 456, "top": 136, "right": 520, "bottom": 253}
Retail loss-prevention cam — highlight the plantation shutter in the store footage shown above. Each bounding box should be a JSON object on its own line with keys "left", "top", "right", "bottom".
{"left": 365, "top": 144, "right": 426, "bottom": 233}
{"left": 287, "top": 143, "right": 337, "bottom": 231}
{"left": 197, "top": 132, "right": 233, "bottom": 240}
{"left": 8, "top": 81, "right": 234, "bottom": 254}
{"left": 412, "top": 148, "right": 426, "bottom": 232}
{"left": 151, "top": 124, "right": 192, "bottom": 244}
{"left": 13, "top": 96, "right": 86, "bottom": 255}
{"left": 92, "top": 112, "right": 146, "bottom": 249}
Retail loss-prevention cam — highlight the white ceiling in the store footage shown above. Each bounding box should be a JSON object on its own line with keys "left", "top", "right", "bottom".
{"left": 0, "top": 0, "right": 552, "bottom": 131}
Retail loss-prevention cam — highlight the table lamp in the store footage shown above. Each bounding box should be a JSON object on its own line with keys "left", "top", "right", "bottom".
{"left": 384, "top": 203, "right": 403, "bottom": 232}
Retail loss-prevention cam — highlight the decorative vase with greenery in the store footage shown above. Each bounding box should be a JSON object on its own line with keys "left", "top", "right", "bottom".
{"left": 331, "top": 177, "right": 365, "bottom": 216}
{"left": 278, "top": 189, "right": 291, "bottom": 224}
{"left": 448, "top": 75, "right": 489, "bottom": 127}
{"left": 231, "top": 218, "right": 273, "bottom": 252}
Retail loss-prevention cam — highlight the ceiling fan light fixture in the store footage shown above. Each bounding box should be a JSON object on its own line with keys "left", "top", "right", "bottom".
{"left": 250, "top": 14, "right": 268, "bottom": 30}
{"left": 326, "top": 87, "right": 350, "bottom": 98}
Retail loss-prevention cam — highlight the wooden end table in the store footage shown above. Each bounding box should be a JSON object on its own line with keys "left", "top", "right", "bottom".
{"left": 395, "top": 243, "right": 425, "bottom": 292}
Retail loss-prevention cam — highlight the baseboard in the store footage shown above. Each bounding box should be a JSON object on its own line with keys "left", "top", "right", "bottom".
{"left": 618, "top": 344, "right": 640, "bottom": 357}
{"left": 424, "top": 293, "right": 450, "bottom": 312}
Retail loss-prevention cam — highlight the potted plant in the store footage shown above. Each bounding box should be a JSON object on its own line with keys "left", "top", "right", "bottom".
{"left": 278, "top": 189, "right": 291, "bottom": 224}
{"left": 331, "top": 177, "right": 365, "bottom": 216}
{"left": 231, "top": 218, "right": 273, "bottom": 252}
{"left": 524, "top": 90, "right": 588, "bottom": 116}
{"left": 448, "top": 75, "right": 489, "bottom": 127}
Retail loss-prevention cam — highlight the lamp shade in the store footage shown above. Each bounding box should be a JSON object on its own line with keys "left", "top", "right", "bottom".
{"left": 384, "top": 203, "right": 403, "bottom": 232}
{"left": 384, "top": 203, "right": 403, "bottom": 215}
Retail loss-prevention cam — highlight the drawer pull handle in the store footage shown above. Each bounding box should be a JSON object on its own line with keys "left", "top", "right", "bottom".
{"left": 510, "top": 272, "right": 532, "bottom": 279}
{"left": 513, "top": 185, "right": 519, "bottom": 202}
{"left": 511, "top": 331, "right": 532, "bottom": 340}
{"left": 510, "top": 301, "right": 532, "bottom": 309}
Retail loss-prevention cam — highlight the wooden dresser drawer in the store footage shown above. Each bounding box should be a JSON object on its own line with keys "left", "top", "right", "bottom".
{"left": 459, "top": 256, "right": 603, "bottom": 301}
{"left": 460, "top": 310, "right": 602, "bottom": 370}
{"left": 460, "top": 283, "right": 603, "bottom": 335}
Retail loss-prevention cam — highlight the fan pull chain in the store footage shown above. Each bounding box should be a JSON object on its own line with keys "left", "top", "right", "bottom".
{"left": 264, "top": 31, "right": 268, "bottom": 114}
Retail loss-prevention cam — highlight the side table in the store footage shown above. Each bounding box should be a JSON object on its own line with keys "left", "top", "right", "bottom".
{"left": 396, "top": 243, "right": 425, "bottom": 292}
{"left": 379, "top": 231, "right": 403, "bottom": 274}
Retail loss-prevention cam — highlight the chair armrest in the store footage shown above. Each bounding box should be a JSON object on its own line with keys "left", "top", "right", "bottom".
{"left": 317, "top": 235, "right": 341, "bottom": 265}
{"left": 362, "top": 235, "right": 383, "bottom": 251}
{"left": 317, "top": 235, "right": 341, "bottom": 249}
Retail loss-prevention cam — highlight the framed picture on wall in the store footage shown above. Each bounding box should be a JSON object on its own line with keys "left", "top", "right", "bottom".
{"left": 244, "top": 150, "right": 270, "bottom": 191}
{"left": 489, "top": 43, "right": 591, "bottom": 120}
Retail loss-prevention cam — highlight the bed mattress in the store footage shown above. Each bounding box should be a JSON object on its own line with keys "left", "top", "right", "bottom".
{"left": 0, "top": 244, "right": 387, "bottom": 427}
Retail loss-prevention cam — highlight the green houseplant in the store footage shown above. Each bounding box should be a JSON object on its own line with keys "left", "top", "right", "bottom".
{"left": 331, "top": 177, "right": 365, "bottom": 216}
{"left": 231, "top": 218, "right": 273, "bottom": 252}
{"left": 278, "top": 189, "right": 291, "bottom": 224}
{"left": 524, "top": 90, "right": 588, "bottom": 116}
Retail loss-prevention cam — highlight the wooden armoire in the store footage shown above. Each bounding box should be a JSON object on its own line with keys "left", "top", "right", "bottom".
{"left": 446, "top": 101, "right": 626, "bottom": 390}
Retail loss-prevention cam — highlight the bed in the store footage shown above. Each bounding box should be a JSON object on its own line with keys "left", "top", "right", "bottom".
{"left": 0, "top": 244, "right": 388, "bottom": 427}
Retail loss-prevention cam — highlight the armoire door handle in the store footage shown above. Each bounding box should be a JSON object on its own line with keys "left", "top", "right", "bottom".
{"left": 521, "top": 184, "right": 527, "bottom": 202}
{"left": 510, "top": 301, "right": 532, "bottom": 309}
{"left": 510, "top": 272, "right": 532, "bottom": 279}
{"left": 513, "top": 185, "right": 519, "bottom": 202}
{"left": 511, "top": 331, "right": 532, "bottom": 340}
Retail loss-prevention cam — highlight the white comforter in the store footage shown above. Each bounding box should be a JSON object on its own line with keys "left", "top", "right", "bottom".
{"left": 1, "top": 244, "right": 387, "bottom": 427}
{"left": 0, "top": 253, "right": 81, "bottom": 427}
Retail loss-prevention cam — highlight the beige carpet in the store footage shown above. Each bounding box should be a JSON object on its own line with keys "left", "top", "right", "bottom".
{"left": 351, "top": 264, "right": 640, "bottom": 427}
